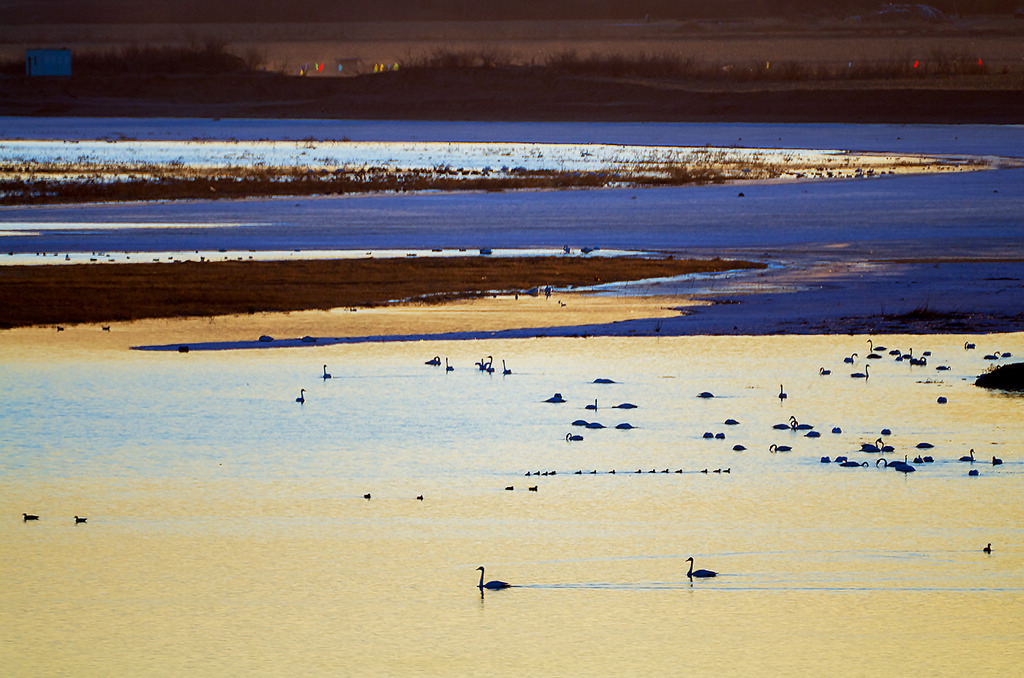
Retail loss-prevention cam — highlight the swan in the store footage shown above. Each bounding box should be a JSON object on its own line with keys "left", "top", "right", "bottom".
{"left": 844, "top": 353, "right": 858, "bottom": 364}
{"left": 819, "top": 367, "right": 831, "bottom": 375}
{"left": 965, "top": 341, "right": 976, "bottom": 350}
{"left": 992, "top": 456, "right": 1003, "bottom": 466}
{"left": 840, "top": 460, "right": 869, "bottom": 467}
{"left": 446, "top": 358, "right": 454, "bottom": 372}
{"left": 703, "top": 432, "right": 714, "bottom": 439}
{"left": 805, "top": 431, "right": 821, "bottom": 438}
{"left": 789, "top": 416, "right": 813, "bottom": 431}
{"left": 959, "top": 449, "right": 975, "bottom": 463}
{"left": 545, "top": 393, "right": 566, "bottom": 403}
{"left": 770, "top": 444, "right": 792, "bottom": 453}
{"left": 616, "top": 423, "right": 636, "bottom": 430}
{"left": 566, "top": 433, "right": 583, "bottom": 442}
{"left": 937, "top": 396, "right": 947, "bottom": 404}
{"left": 922, "top": 456, "right": 934, "bottom": 463}
{"left": 916, "top": 442, "right": 934, "bottom": 449}
{"left": 614, "top": 403, "right": 638, "bottom": 409}
{"left": 969, "top": 469, "right": 979, "bottom": 476}
{"left": 502, "top": 360, "right": 511, "bottom": 375}
{"left": 571, "top": 419, "right": 589, "bottom": 426}
{"left": 820, "top": 456, "right": 832, "bottom": 463}
{"left": 425, "top": 356, "right": 441, "bottom": 366}
{"left": 585, "top": 422, "right": 605, "bottom": 429}
{"left": 733, "top": 444, "right": 747, "bottom": 451}
{"left": 593, "top": 378, "right": 616, "bottom": 384}
{"left": 831, "top": 427, "right": 843, "bottom": 434}
{"left": 983, "top": 543, "right": 992, "bottom": 554}
{"left": 778, "top": 384, "right": 787, "bottom": 401}
{"left": 697, "top": 391, "right": 715, "bottom": 398}
{"left": 724, "top": 418, "right": 740, "bottom": 425}
{"left": 322, "top": 365, "right": 332, "bottom": 379}
{"left": 477, "top": 566, "right": 511, "bottom": 590}
{"left": 850, "top": 365, "right": 869, "bottom": 379}
{"left": 74, "top": 515, "right": 87, "bottom": 524}
{"left": 23, "top": 513, "right": 39, "bottom": 521}
{"left": 296, "top": 389, "right": 305, "bottom": 404}
{"left": 877, "top": 457, "right": 915, "bottom": 473}
{"left": 585, "top": 399, "right": 598, "bottom": 411}
{"left": 686, "top": 557, "right": 718, "bottom": 579}
{"left": 860, "top": 439, "right": 883, "bottom": 453}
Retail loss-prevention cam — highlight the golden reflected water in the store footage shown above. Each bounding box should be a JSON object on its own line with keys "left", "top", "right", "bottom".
{"left": 2, "top": 316, "right": 1022, "bottom": 677}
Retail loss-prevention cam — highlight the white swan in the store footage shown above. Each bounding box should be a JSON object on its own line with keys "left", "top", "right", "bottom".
{"left": 477, "top": 566, "right": 511, "bottom": 590}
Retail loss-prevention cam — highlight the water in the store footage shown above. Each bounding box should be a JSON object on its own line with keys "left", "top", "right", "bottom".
{"left": 3, "top": 330, "right": 1022, "bottom": 676}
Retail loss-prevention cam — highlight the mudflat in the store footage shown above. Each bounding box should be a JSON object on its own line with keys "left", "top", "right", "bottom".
{"left": 0, "top": 255, "right": 762, "bottom": 329}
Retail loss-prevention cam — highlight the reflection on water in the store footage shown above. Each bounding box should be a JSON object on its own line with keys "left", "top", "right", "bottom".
{"left": 2, "top": 332, "right": 1022, "bottom": 676}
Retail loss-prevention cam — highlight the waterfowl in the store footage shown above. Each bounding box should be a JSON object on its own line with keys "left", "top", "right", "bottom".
{"left": 566, "top": 433, "right": 584, "bottom": 442}
{"left": 937, "top": 397, "right": 947, "bottom": 404}
{"left": 959, "top": 449, "right": 976, "bottom": 463}
{"left": 585, "top": 399, "right": 598, "bottom": 411}
{"left": 916, "top": 442, "right": 934, "bottom": 449}
{"left": 545, "top": 393, "right": 566, "bottom": 403}
{"left": 969, "top": 469, "right": 979, "bottom": 476}
{"left": 477, "top": 566, "right": 511, "bottom": 590}
{"left": 363, "top": 493, "right": 371, "bottom": 500}
{"left": 75, "top": 516, "right": 87, "bottom": 524}
{"left": 877, "top": 457, "right": 915, "bottom": 473}
{"left": 819, "top": 367, "right": 831, "bottom": 375}
{"left": 616, "top": 423, "right": 636, "bottom": 430}
{"left": 585, "top": 422, "right": 605, "bottom": 429}
{"left": 770, "top": 444, "right": 792, "bottom": 453}
{"left": 983, "top": 543, "right": 992, "bottom": 554}
{"left": 840, "top": 460, "right": 869, "bottom": 467}
{"left": 844, "top": 353, "right": 858, "bottom": 364}
{"left": 296, "top": 389, "right": 305, "bottom": 404}
{"left": 322, "top": 365, "right": 332, "bottom": 379}
{"left": 992, "top": 456, "right": 1003, "bottom": 466}
{"left": 22, "top": 513, "right": 39, "bottom": 521}
{"left": 502, "top": 360, "right": 512, "bottom": 375}
{"left": 820, "top": 456, "right": 832, "bottom": 463}
{"left": 614, "top": 403, "right": 638, "bottom": 409}
{"left": 778, "top": 384, "right": 787, "bottom": 401}
{"left": 724, "top": 418, "right": 740, "bottom": 425}
{"left": 446, "top": 358, "right": 454, "bottom": 372}
{"left": 831, "top": 427, "right": 843, "bottom": 434}
{"left": 528, "top": 486, "right": 538, "bottom": 492}
{"left": 571, "top": 419, "right": 589, "bottom": 426}
{"left": 850, "top": 365, "right": 869, "bottom": 379}
{"left": 686, "top": 557, "right": 718, "bottom": 579}
{"left": 425, "top": 356, "right": 441, "bottom": 366}
{"left": 703, "top": 432, "right": 714, "bottom": 439}
{"left": 714, "top": 432, "right": 725, "bottom": 439}
{"left": 593, "top": 378, "right": 616, "bottom": 384}
{"left": 697, "top": 391, "right": 715, "bottom": 398}
{"left": 733, "top": 444, "right": 746, "bottom": 451}
{"left": 964, "top": 341, "right": 976, "bottom": 350}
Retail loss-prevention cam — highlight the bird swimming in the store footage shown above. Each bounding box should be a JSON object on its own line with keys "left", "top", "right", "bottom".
{"left": 23, "top": 513, "right": 39, "bottom": 521}
{"left": 502, "top": 360, "right": 512, "bottom": 375}
{"left": 686, "top": 556, "right": 718, "bottom": 579}
{"left": 778, "top": 384, "right": 787, "bottom": 401}
{"left": 819, "top": 367, "right": 831, "bottom": 376}
{"left": 545, "top": 393, "right": 566, "bottom": 403}
{"left": 295, "top": 389, "right": 305, "bottom": 404}
{"left": 585, "top": 399, "right": 598, "bottom": 411}
{"left": 850, "top": 365, "right": 869, "bottom": 379}
{"left": 75, "top": 516, "right": 87, "bottom": 524}
{"left": 844, "top": 353, "right": 858, "bottom": 364}
{"left": 445, "top": 357, "right": 454, "bottom": 372}
{"left": 322, "top": 365, "right": 332, "bottom": 379}
{"left": 959, "top": 449, "right": 976, "bottom": 463}
{"left": 566, "top": 432, "right": 584, "bottom": 442}
{"left": 983, "top": 543, "right": 992, "bottom": 554}
{"left": 425, "top": 356, "right": 441, "bottom": 366}
{"left": 477, "top": 566, "right": 511, "bottom": 590}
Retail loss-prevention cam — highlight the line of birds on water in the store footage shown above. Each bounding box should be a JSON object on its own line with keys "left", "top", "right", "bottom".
{"left": 476, "top": 556, "right": 719, "bottom": 591}
{"left": 21, "top": 513, "right": 87, "bottom": 523}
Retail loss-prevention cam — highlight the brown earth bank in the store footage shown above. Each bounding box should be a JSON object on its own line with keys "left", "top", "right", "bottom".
{"left": 0, "top": 255, "right": 762, "bottom": 329}
{"left": 3, "top": 68, "right": 1024, "bottom": 123}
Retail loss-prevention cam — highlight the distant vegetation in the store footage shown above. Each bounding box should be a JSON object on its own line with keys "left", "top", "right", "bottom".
{"left": 0, "top": 42, "right": 263, "bottom": 76}
{"left": 408, "top": 48, "right": 992, "bottom": 81}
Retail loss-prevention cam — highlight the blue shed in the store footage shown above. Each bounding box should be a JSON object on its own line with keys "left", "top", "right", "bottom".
{"left": 26, "top": 49, "right": 72, "bottom": 76}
